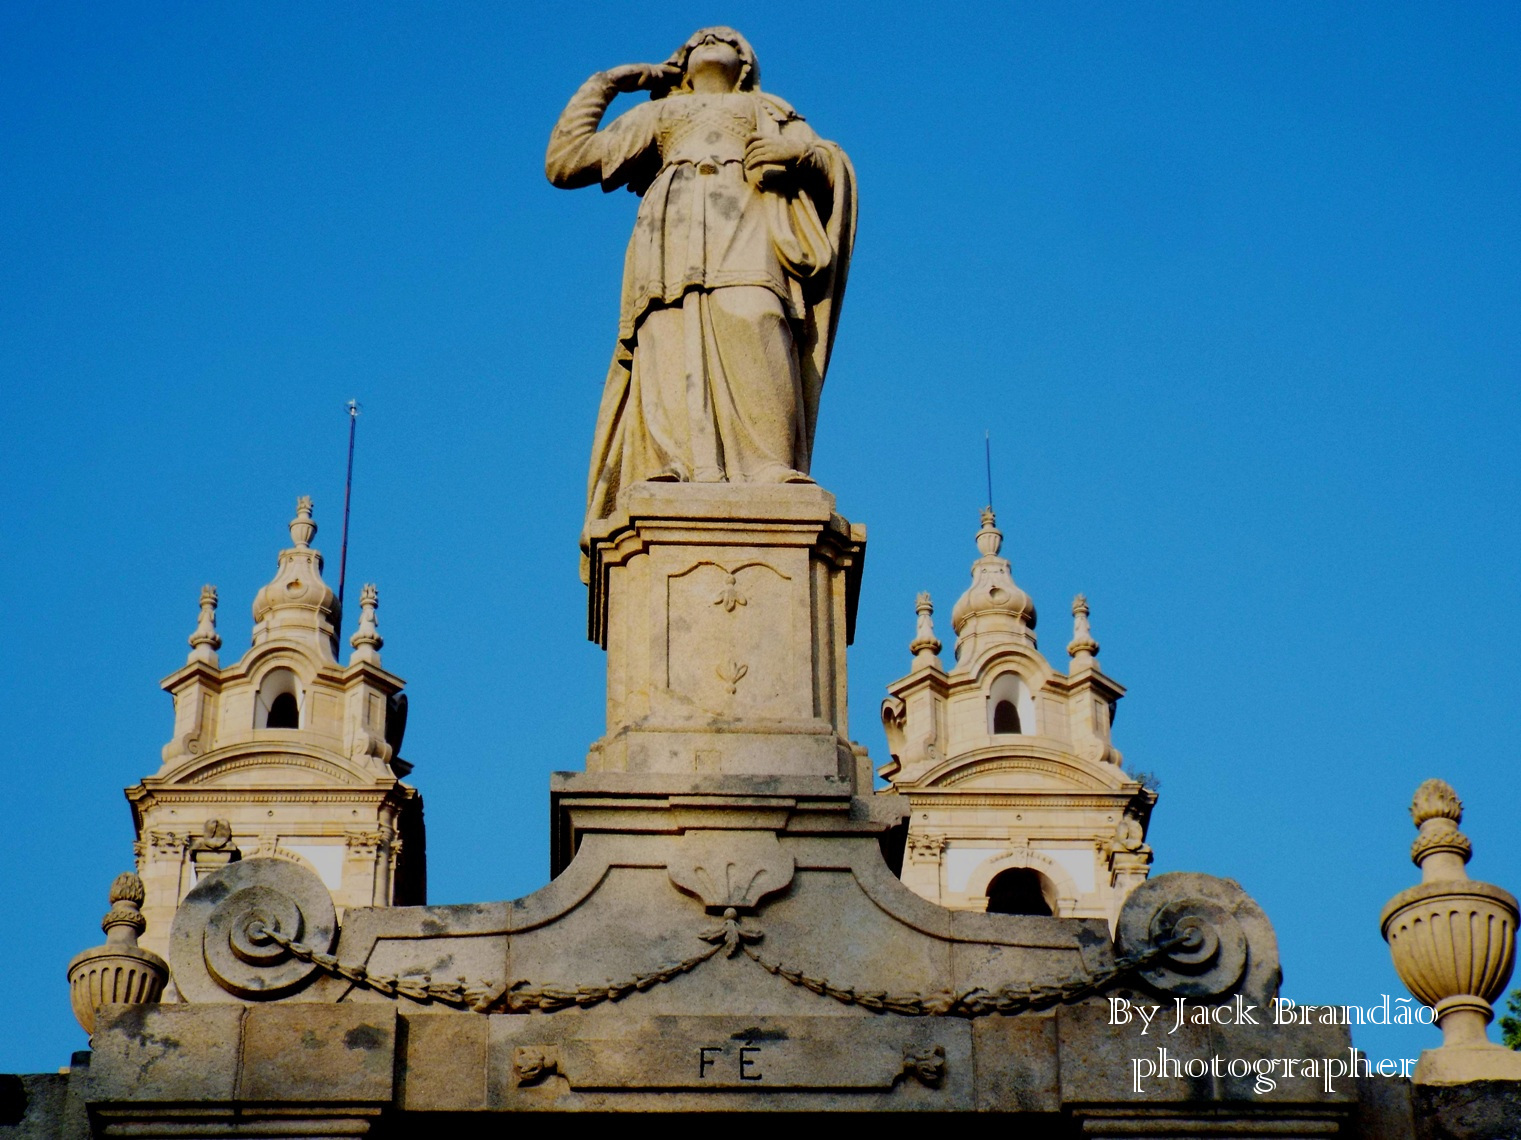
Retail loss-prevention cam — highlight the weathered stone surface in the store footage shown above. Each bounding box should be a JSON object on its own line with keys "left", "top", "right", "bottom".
{"left": 239, "top": 1005, "right": 395, "bottom": 1103}
{"left": 1411, "top": 1079, "right": 1521, "bottom": 1140}
{"left": 90, "top": 1004, "right": 244, "bottom": 1103}
{"left": 0, "top": 1072, "right": 88, "bottom": 1140}
{"left": 396, "top": 1014, "right": 489, "bottom": 1112}
{"left": 1356, "top": 1074, "right": 1416, "bottom": 1139}
{"left": 586, "top": 484, "right": 864, "bottom": 782}
{"left": 971, "top": 1014, "right": 1061, "bottom": 1113}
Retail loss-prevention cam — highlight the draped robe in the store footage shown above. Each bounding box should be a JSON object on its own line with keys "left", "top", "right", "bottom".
{"left": 546, "top": 75, "right": 856, "bottom": 558}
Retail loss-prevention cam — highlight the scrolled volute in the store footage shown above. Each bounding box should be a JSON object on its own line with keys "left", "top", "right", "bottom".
{"left": 168, "top": 857, "right": 337, "bottom": 1002}
{"left": 1115, "top": 872, "right": 1281, "bottom": 1006}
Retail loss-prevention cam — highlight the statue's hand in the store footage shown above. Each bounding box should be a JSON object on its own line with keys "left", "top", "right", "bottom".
{"left": 744, "top": 136, "right": 814, "bottom": 187}
{"left": 604, "top": 63, "right": 681, "bottom": 94}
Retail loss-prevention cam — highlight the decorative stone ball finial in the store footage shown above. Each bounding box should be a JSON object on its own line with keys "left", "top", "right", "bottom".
{"left": 289, "top": 496, "right": 317, "bottom": 549}
{"left": 67, "top": 871, "right": 169, "bottom": 1038}
{"left": 187, "top": 584, "right": 221, "bottom": 665}
{"left": 909, "top": 591, "right": 943, "bottom": 671}
{"left": 349, "top": 583, "right": 384, "bottom": 665}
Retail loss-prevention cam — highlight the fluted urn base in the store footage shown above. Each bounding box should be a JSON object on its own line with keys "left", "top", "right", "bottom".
{"left": 1381, "top": 878, "right": 1519, "bottom": 1083}
{"left": 67, "top": 944, "right": 169, "bottom": 1037}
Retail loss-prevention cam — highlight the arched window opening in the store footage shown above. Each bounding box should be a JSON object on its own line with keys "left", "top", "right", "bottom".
{"left": 985, "top": 868, "right": 1053, "bottom": 917}
{"left": 266, "top": 692, "right": 299, "bottom": 729}
{"left": 255, "top": 668, "right": 302, "bottom": 730}
{"left": 987, "top": 672, "right": 1035, "bottom": 735}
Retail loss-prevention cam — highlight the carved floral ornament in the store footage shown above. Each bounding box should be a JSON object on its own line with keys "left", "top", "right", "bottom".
{"left": 906, "top": 833, "right": 947, "bottom": 862}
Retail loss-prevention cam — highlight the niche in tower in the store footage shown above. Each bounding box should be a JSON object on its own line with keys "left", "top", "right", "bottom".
{"left": 987, "top": 671, "right": 1034, "bottom": 735}
{"left": 255, "top": 668, "right": 303, "bottom": 730}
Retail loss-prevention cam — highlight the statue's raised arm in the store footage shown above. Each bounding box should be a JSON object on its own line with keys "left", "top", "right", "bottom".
{"left": 546, "top": 27, "right": 856, "bottom": 558}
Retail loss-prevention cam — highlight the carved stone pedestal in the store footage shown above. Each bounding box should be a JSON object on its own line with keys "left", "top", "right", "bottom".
{"left": 585, "top": 483, "right": 865, "bottom": 782}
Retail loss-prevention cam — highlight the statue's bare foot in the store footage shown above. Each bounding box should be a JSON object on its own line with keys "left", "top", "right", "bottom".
{"left": 693, "top": 466, "right": 725, "bottom": 483}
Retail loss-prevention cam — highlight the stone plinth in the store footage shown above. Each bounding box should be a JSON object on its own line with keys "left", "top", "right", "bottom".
{"left": 586, "top": 484, "right": 865, "bottom": 783}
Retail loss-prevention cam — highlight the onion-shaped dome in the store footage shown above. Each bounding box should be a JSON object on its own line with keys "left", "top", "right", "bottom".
{"left": 250, "top": 497, "right": 340, "bottom": 658}
{"left": 951, "top": 508, "right": 1036, "bottom": 659}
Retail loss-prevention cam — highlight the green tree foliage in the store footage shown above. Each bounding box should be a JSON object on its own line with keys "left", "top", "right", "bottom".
{"left": 1502, "top": 989, "right": 1521, "bottom": 1050}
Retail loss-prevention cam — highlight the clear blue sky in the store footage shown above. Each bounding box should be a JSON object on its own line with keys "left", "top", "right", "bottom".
{"left": 2, "top": 2, "right": 1518, "bottom": 1072}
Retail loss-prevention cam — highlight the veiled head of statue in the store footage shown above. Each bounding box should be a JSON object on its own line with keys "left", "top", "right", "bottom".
{"left": 664, "top": 27, "right": 759, "bottom": 94}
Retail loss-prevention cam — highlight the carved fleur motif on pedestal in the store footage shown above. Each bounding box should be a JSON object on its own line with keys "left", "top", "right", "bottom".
{"left": 698, "top": 907, "right": 764, "bottom": 957}
{"left": 712, "top": 572, "right": 748, "bottom": 613}
{"left": 716, "top": 659, "right": 749, "bottom": 695}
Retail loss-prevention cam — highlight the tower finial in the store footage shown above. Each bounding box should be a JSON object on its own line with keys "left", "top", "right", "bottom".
{"left": 187, "top": 585, "right": 221, "bottom": 666}
{"left": 909, "top": 591, "right": 943, "bottom": 671}
{"left": 1068, "top": 593, "right": 1099, "bottom": 671}
{"left": 290, "top": 496, "right": 317, "bottom": 549}
{"left": 349, "top": 583, "right": 383, "bottom": 665}
{"left": 976, "top": 506, "right": 1001, "bottom": 556}
{"left": 252, "top": 497, "right": 339, "bottom": 657}
{"left": 951, "top": 507, "right": 1036, "bottom": 657}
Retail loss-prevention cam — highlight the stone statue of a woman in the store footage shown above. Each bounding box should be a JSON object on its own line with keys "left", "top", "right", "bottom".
{"left": 546, "top": 27, "right": 856, "bottom": 551}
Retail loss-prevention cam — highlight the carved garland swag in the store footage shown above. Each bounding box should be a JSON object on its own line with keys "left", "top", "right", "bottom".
{"left": 251, "top": 908, "right": 1192, "bottom": 1018}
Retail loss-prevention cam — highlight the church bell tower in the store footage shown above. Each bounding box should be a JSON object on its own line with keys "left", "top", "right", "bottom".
{"left": 125, "top": 497, "right": 424, "bottom": 961}
{"left": 879, "top": 508, "right": 1154, "bottom": 928}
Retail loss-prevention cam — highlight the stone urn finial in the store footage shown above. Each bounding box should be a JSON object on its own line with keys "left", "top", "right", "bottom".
{"left": 1380, "top": 779, "right": 1521, "bottom": 1083}
{"left": 67, "top": 871, "right": 170, "bottom": 1038}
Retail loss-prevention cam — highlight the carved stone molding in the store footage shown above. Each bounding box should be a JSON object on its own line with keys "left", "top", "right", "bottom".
{"left": 667, "top": 830, "right": 796, "bottom": 912}
{"left": 513, "top": 1046, "right": 562, "bottom": 1087}
{"left": 906, "top": 833, "right": 947, "bottom": 863}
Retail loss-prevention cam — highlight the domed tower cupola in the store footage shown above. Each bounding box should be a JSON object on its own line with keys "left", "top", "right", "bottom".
{"left": 950, "top": 507, "right": 1036, "bottom": 663}
{"left": 125, "top": 497, "right": 425, "bottom": 963}
{"left": 881, "top": 505, "right": 1155, "bottom": 931}
{"left": 250, "top": 496, "right": 340, "bottom": 661}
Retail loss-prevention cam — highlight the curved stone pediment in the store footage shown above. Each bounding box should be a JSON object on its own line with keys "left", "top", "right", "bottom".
{"left": 161, "top": 745, "right": 380, "bottom": 789}
{"left": 919, "top": 746, "right": 1132, "bottom": 794}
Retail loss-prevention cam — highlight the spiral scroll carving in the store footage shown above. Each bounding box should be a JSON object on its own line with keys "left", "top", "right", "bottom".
{"left": 168, "top": 857, "right": 336, "bottom": 1002}
{"left": 1115, "top": 872, "right": 1281, "bottom": 1004}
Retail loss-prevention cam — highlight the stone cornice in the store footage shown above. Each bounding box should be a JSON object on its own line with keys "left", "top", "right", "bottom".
{"left": 151, "top": 739, "right": 388, "bottom": 788}
{"left": 903, "top": 744, "right": 1137, "bottom": 794}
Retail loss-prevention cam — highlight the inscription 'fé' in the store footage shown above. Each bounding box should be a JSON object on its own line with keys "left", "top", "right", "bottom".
{"left": 698, "top": 1043, "right": 765, "bottom": 1082}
